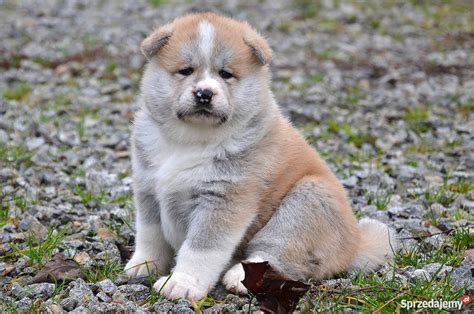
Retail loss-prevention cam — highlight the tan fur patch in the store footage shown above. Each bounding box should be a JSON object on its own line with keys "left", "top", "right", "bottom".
{"left": 143, "top": 13, "right": 272, "bottom": 75}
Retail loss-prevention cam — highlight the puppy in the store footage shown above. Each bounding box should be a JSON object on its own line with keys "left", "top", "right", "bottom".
{"left": 125, "top": 12, "right": 397, "bottom": 300}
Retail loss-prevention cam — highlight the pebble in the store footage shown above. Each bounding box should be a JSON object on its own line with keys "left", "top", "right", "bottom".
{"left": 112, "top": 284, "right": 149, "bottom": 303}
{"left": 69, "top": 279, "right": 97, "bottom": 305}
{"left": 1, "top": 0, "right": 472, "bottom": 311}
{"left": 97, "top": 279, "right": 118, "bottom": 295}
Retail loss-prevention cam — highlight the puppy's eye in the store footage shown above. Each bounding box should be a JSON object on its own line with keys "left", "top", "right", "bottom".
{"left": 219, "top": 70, "right": 233, "bottom": 79}
{"left": 178, "top": 67, "right": 194, "bottom": 76}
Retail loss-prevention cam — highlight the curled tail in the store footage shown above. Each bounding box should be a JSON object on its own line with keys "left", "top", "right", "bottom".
{"left": 350, "top": 218, "right": 398, "bottom": 273}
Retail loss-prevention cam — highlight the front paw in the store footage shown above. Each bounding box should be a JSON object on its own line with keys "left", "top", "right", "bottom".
{"left": 153, "top": 272, "right": 208, "bottom": 300}
{"left": 124, "top": 252, "right": 163, "bottom": 278}
{"left": 222, "top": 263, "right": 248, "bottom": 295}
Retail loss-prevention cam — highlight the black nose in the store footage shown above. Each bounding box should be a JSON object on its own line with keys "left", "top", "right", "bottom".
{"left": 194, "top": 88, "right": 213, "bottom": 105}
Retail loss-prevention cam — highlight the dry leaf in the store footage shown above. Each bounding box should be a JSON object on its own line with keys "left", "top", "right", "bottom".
{"left": 242, "top": 262, "right": 310, "bottom": 314}
{"left": 32, "top": 253, "right": 84, "bottom": 283}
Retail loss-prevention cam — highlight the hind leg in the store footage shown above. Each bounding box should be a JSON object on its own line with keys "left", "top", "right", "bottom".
{"left": 223, "top": 176, "right": 360, "bottom": 293}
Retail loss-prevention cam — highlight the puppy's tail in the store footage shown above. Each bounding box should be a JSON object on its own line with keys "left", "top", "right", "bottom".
{"left": 349, "top": 218, "right": 398, "bottom": 273}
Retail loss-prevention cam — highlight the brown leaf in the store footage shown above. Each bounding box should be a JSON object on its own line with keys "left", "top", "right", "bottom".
{"left": 242, "top": 262, "right": 310, "bottom": 314}
{"left": 32, "top": 253, "right": 84, "bottom": 283}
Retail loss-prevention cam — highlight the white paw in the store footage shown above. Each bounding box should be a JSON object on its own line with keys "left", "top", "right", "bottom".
{"left": 222, "top": 263, "right": 247, "bottom": 295}
{"left": 124, "top": 252, "right": 162, "bottom": 278}
{"left": 153, "top": 272, "right": 207, "bottom": 300}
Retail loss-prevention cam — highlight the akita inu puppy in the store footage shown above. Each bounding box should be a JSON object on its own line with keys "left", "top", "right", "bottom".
{"left": 125, "top": 12, "right": 397, "bottom": 300}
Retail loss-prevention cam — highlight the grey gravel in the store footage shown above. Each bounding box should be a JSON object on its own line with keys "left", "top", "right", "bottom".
{"left": 11, "top": 282, "right": 55, "bottom": 300}
{"left": 112, "top": 284, "right": 149, "bottom": 303}
{"left": 451, "top": 256, "right": 474, "bottom": 291}
{"left": 60, "top": 297, "right": 79, "bottom": 311}
{"left": 0, "top": 0, "right": 472, "bottom": 312}
{"left": 97, "top": 278, "right": 117, "bottom": 295}
{"left": 69, "top": 279, "right": 97, "bottom": 305}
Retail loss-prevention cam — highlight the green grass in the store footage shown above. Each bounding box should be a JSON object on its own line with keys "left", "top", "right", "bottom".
{"left": 0, "top": 191, "right": 37, "bottom": 227}
{"left": 423, "top": 186, "right": 457, "bottom": 208}
{"left": 456, "top": 97, "right": 474, "bottom": 114}
{"left": 367, "top": 189, "right": 393, "bottom": 210}
{"left": 326, "top": 119, "right": 375, "bottom": 148}
{"left": 448, "top": 178, "right": 474, "bottom": 194}
{"left": 18, "top": 225, "right": 69, "bottom": 268}
{"left": 0, "top": 198, "right": 9, "bottom": 227}
{"left": 308, "top": 73, "right": 324, "bottom": 84}
{"left": 404, "top": 106, "right": 431, "bottom": 134}
{"left": 277, "top": 21, "right": 293, "bottom": 33}
{"left": 405, "top": 139, "right": 461, "bottom": 155}
{"left": 192, "top": 296, "right": 219, "bottom": 312}
{"left": 74, "top": 184, "right": 108, "bottom": 206}
{"left": 0, "top": 301, "right": 20, "bottom": 313}
{"left": 306, "top": 227, "right": 470, "bottom": 312}
{"left": 0, "top": 142, "right": 34, "bottom": 167}
{"left": 293, "top": 0, "right": 320, "bottom": 19}
{"left": 82, "top": 259, "right": 123, "bottom": 282}
{"left": 148, "top": 0, "right": 169, "bottom": 7}
{"left": 2, "top": 82, "right": 32, "bottom": 101}
{"left": 396, "top": 227, "right": 471, "bottom": 268}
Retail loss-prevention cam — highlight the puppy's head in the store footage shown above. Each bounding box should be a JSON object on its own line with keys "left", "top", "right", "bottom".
{"left": 140, "top": 13, "right": 272, "bottom": 139}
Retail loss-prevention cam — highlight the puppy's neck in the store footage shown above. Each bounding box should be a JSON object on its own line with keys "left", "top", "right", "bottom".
{"left": 152, "top": 95, "right": 279, "bottom": 151}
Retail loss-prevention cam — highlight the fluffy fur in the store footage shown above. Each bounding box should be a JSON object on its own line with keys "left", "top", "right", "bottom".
{"left": 125, "top": 12, "right": 398, "bottom": 300}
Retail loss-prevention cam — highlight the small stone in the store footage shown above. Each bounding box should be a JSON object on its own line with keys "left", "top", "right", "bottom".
{"left": 153, "top": 300, "right": 174, "bottom": 313}
{"left": 96, "top": 227, "right": 117, "bottom": 240}
{"left": 429, "top": 203, "right": 446, "bottom": 219}
{"left": 16, "top": 283, "right": 55, "bottom": 299}
{"left": 0, "top": 263, "right": 15, "bottom": 276}
{"left": 69, "top": 279, "right": 97, "bottom": 305}
{"left": 422, "top": 263, "right": 453, "bottom": 279}
{"left": 172, "top": 299, "right": 194, "bottom": 313}
{"left": 112, "top": 284, "right": 149, "bottom": 303}
{"left": 18, "top": 215, "right": 48, "bottom": 240}
{"left": 85, "top": 169, "right": 118, "bottom": 194}
{"left": 31, "top": 146, "right": 53, "bottom": 166}
{"left": 450, "top": 256, "right": 474, "bottom": 290}
{"left": 411, "top": 269, "right": 432, "bottom": 282}
{"left": 242, "top": 303, "right": 258, "bottom": 312}
{"left": 60, "top": 297, "right": 78, "bottom": 311}
{"left": 69, "top": 305, "right": 88, "bottom": 314}
{"left": 26, "top": 137, "right": 44, "bottom": 150}
{"left": 40, "top": 301, "right": 63, "bottom": 314}
{"left": 73, "top": 251, "right": 92, "bottom": 266}
{"left": 97, "top": 278, "right": 117, "bottom": 295}
{"left": 97, "top": 292, "right": 112, "bottom": 302}
{"left": 323, "top": 278, "right": 352, "bottom": 289}
{"left": 204, "top": 304, "right": 227, "bottom": 314}
{"left": 15, "top": 297, "right": 33, "bottom": 311}
{"left": 223, "top": 294, "right": 247, "bottom": 308}
{"left": 341, "top": 176, "right": 358, "bottom": 188}
{"left": 124, "top": 301, "right": 148, "bottom": 314}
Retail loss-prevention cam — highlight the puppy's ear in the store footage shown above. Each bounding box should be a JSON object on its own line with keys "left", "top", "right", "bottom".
{"left": 243, "top": 28, "right": 272, "bottom": 65}
{"left": 141, "top": 24, "right": 174, "bottom": 60}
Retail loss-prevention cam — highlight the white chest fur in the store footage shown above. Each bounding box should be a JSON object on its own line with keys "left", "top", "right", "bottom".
{"left": 133, "top": 110, "right": 226, "bottom": 250}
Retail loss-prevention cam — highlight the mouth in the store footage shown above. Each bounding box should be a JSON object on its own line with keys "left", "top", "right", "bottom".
{"left": 177, "top": 108, "right": 228, "bottom": 124}
{"left": 194, "top": 108, "right": 213, "bottom": 117}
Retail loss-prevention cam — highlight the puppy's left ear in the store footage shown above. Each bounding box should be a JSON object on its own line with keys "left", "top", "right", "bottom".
{"left": 141, "top": 24, "right": 174, "bottom": 61}
{"left": 243, "top": 28, "right": 272, "bottom": 65}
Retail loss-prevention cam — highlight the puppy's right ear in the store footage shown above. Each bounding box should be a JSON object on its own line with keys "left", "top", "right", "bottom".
{"left": 140, "top": 24, "right": 174, "bottom": 60}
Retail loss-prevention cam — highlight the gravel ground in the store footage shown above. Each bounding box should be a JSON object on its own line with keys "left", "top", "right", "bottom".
{"left": 0, "top": 0, "right": 473, "bottom": 313}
